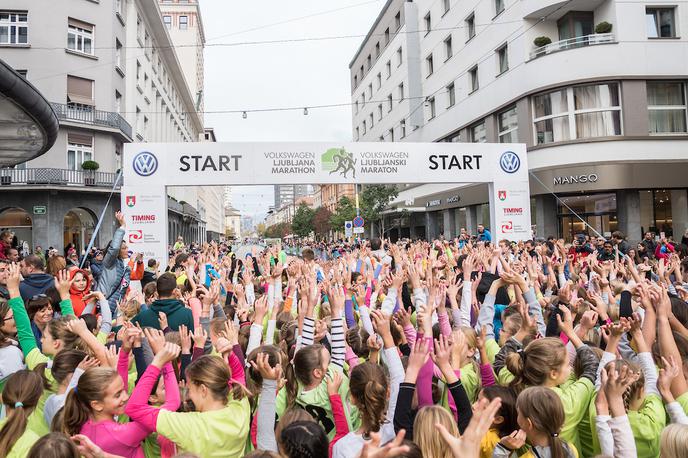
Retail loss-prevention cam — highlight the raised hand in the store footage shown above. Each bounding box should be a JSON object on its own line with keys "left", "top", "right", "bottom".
{"left": 143, "top": 327, "right": 166, "bottom": 355}
{"left": 103, "top": 345, "right": 119, "bottom": 369}
{"left": 55, "top": 269, "right": 72, "bottom": 300}
{"left": 6, "top": 263, "right": 21, "bottom": 296}
{"left": 179, "top": 324, "right": 192, "bottom": 354}
{"left": 158, "top": 312, "right": 169, "bottom": 331}
{"left": 358, "top": 430, "right": 410, "bottom": 458}
{"left": 250, "top": 352, "right": 282, "bottom": 381}
{"left": 450, "top": 328, "right": 468, "bottom": 370}
{"left": 152, "top": 342, "right": 181, "bottom": 368}
{"left": 405, "top": 338, "right": 430, "bottom": 383}
{"left": 115, "top": 210, "right": 126, "bottom": 228}
{"left": 192, "top": 326, "right": 208, "bottom": 349}
{"left": 436, "top": 397, "right": 502, "bottom": 458}
{"left": 658, "top": 356, "right": 681, "bottom": 402}
{"left": 499, "top": 429, "right": 527, "bottom": 451}
{"left": 77, "top": 355, "right": 99, "bottom": 371}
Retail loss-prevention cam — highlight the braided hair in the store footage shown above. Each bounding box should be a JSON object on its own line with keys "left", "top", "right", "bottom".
{"left": 278, "top": 420, "right": 328, "bottom": 458}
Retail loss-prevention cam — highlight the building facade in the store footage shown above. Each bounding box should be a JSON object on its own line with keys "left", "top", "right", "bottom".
{"left": 0, "top": 0, "right": 209, "bottom": 253}
{"left": 350, "top": 0, "right": 688, "bottom": 242}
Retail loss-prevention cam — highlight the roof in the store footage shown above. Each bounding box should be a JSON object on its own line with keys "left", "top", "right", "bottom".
{"left": 349, "top": 0, "right": 396, "bottom": 68}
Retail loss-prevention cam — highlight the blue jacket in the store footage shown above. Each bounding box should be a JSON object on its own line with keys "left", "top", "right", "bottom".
{"left": 477, "top": 229, "right": 492, "bottom": 242}
{"left": 95, "top": 228, "right": 131, "bottom": 313}
{"left": 19, "top": 273, "right": 54, "bottom": 303}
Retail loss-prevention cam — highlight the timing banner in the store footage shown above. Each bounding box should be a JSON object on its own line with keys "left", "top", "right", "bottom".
{"left": 122, "top": 142, "right": 531, "bottom": 267}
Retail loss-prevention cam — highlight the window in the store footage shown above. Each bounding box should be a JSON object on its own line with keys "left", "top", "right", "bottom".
{"left": 427, "top": 97, "right": 436, "bottom": 119}
{"left": 447, "top": 83, "right": 455, "bottom": 107}
{"left": 647, "top": 82, "right": 686, "bottom": 133}
{"left": 386, "top": 60, "right": 391, "bottom": 79}
{"left": 67, "top": 75, "right": 94, "bottom": 107}
{"left": 136, "top": 15, "right": 142, "bottom": 40}
{"left": 497, "top": 44, "right": 508, "bottom": 74}
{"left": 387, "top": 94, "right": 393, "bottom": 112}
{"left": 443, "top": 0, "right": 451, "bottom": 15}
{"left": 424, "top": 13, "right": 431, "bottom": 35}
{"left": 15, "top": 69, "right": 27, "bottom": 77}
{"left": 466, "top": 13, "right": 475, "bottom": 41}
{"left": 384, "top": 28, "right": 390, "bottom": 45}
{"left": 498, "top": 106, "right": 518, "bottom": 142}
{"left": 444, "top": 35, "right": 453, "bottom": 60}
{"left": 395, "top": 12, "right": 401, "bottom": 31}
{"left": 355, "top": 127, "right": 360, "bottom": 140}
{"left": 646, "top": 7, "right": 676, "bottom": 38}
{"left": 363, "top": 120, "right": 367, "bottom": 134}
{"left": 532, "top": 83, "right": 621, "bottom": 144}
{"left": 495, "top": 0, "right": 505, "bottom": 16}
{"left": 471, "top": 121, "right": 486, "bottom": 142}
{"left": 67, "top": 19, "right": 94, "bottom": 54}
{"left": 355, "top": 100, "right": 359, "bottom": 114}
{"left": 179, "top": 15, "right": 188, "bottom": 30}
{"left": 375, "top": 42, "right": 380, "bottom": 57}
{"left": 115, "top": 40, "right": 122, "bottom": 68}
{"left": 389, "top": 128, "right": 395, "bottom": 142}
{"left": 362, "top": 92, "right": 366, "bottom": 107}
{"left": 369, "top": 113, "right": 374, "bottom": 128}
{"left": 354, "top": 75, "right": 358, "bottom": 88}
{"left": 376, "top": 72, "right": 382, "bottom": 89}
{"left": 469, "top": 66, "right": 479, "bottom": 92}
{"left": 398, "top": 82, "right": 404, "bottom": 101}
{"left": 115, "top": 90, "right": 122, "bottom": 113}
{"left": 396, "top": 47, "right": 402, "bottom": 66}
{"left": 426, "top": 54, "right": 434, "bottom": 76}
{"left": 367, "top": 54, "right": 372, "bottom": 69}
{"left": 136, "top": 60, "right": 141, "bottom": 80}
{"left": 0, "top": 11, "right": 28, "bottom": 45}
{"left": 368, "top": 83, "right": 373, "bottom": 99}
{"left": 163, "top": 15, "right": 171, "bottom": 29}
{"left": 115, "top": 0, "right": 123, "bottom": 16}
{"left": 67, "top": 133, "right": 93, "bottom": 170}
{"left": 360, "top": 65, "right": 364, "bottom": 79}
{"left": 378, "top": 104, "right": 383, "bottom": 120}
{"left": 400, "top": 119, "right": 406, "bottom": 138}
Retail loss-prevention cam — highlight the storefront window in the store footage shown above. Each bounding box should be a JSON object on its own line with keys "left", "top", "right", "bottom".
{"left": 557, "top": 193, "right": 618, "bottom": 240}
{"left": 533, "top": 83, "right": 621, "bottom": 144}
{"left": 640, "top": 189, "right": 673, "bottom": 236}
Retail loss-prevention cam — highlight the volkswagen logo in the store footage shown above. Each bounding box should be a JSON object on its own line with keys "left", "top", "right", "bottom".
{"left": 132, "top": 152, "right": 158, "bottom": 177}
{"left": 499, "top": 151, "right": 520, "bottom": 174}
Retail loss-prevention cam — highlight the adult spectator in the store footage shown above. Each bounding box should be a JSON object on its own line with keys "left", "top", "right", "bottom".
{"left": 640, "top": 232, "right": 657, "bottom": 259}
{"left": 611, "top": 230, "right": 630, "bottom": 255}
{"left": 0, "top": 230, "right": 12, "bottom": 260}
{"left": 46, "top": 255, "right": 67, "bottom": 277}
{"left": 131, "top": 272, "right": 194, "bottom": 331}
{"left": 6, "top": 248, "right": 19, "bottom": 263}
{"left": 655, "top": 237, "right": 675, "bottom": 260}
{"left": 89, "top": 250, "right": 104, "bottom": 282}
{"left": 18, "top": 255, "right": 54, "bottom": 302}
{"left": 0, "top": 259, "right": 9, "bottom": 299}
{"left": 477, "top": 224, "right": 492, "bottom": 242}
{"left": 34, "top": 246, "right": 46, "bottom": 266}
{"left": 597, "top": 240, "right": 615, "bottom": 261}
{"left": 173, "top": 236, "right": 185, "bottom": 251}
{"left": 141, "top": 258, "right": 158, "bottom": 289}
{"left": 95, "top": 211, "right": 130, "bottom": 314}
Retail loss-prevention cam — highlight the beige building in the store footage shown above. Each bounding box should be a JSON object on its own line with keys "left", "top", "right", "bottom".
{"left": 224, "top": 206, "right": 241, "bottom": 239}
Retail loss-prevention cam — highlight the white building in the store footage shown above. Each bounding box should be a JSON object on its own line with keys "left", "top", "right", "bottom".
{"left": 351, "top": 0, "right": 688, "bottom": 242}
{"left": 0, "top": 0, "right": 213, "bottom": 251}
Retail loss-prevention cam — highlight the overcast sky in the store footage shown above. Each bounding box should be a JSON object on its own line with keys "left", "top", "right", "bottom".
{"left": 201, "top": 0, "right": 384, "bottom": 222}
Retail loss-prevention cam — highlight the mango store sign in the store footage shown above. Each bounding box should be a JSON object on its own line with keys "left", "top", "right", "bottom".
{"left": 122, "top": 143, "right": 532, "bottom": 268}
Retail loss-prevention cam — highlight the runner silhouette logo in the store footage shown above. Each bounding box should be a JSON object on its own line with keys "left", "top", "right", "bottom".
{"left": 133, "top": 152, "right": 158, "bottom": 177}
{"left": 321, "top": 147, "right": 356, "bottom": 179}
{"left": 499, "top": 151, "right": 520, "bottom": 174}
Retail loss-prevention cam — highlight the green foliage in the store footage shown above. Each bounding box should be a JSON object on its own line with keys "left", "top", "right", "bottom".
{"left": 595, "top": 21, "right": 612, "bottom": 33}
{"left": 312, "top": 206, "right": 332, "bottom": 238}
{"left": 81, "top": 160, "right": 100, "bottom": 171}
{"left": 360, "top": 185, "right": 399, "bottom": 234}
{"left": 329, "top": 196, "right": 357, "bottom": 230}
{"left": 533, "top": 36, "right": 552, "bottom": 47}
{"left": 264, "top": 222, "right": 291, "bottom": 239}
{"left": 291, "top": 203, "right": 315, "bottom": 238}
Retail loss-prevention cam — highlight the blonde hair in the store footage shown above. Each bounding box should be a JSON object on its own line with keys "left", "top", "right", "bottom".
{"left": 606, "top": 359, "right": 645, "bottom": 411}
{"left": 506, "top": 337, "right": 567, "bottom": 393}
{"left": 660, "top": 423, "right": 688, "bottom": 458}
{"left": 413, "top": 406, "right": 457, "bottom": 458}
{"left": 120, "top": 299, "right": 141, "bottom": 321}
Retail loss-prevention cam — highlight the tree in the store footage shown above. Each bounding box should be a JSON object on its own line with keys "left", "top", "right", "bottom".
{"left": 360, "top": 185, "right": 399, "bottom": 237}
{"left": 291, "top": 203, "right": 315, "bottom": 238}
{"left": 264, "top": 222, "right": 291, "bottom": 239}
{"left": 312, "top": 207, "right": 332, "bottom": 239}
{"left": 329, "top": 196, "right": 357, "bottom": 231}
{"left": 256, "top": 223, "right": 266, "bottom": 236}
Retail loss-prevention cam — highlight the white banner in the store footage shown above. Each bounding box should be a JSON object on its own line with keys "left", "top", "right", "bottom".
{"left": 122, "top": 142, "right": 531, "bottom": 267}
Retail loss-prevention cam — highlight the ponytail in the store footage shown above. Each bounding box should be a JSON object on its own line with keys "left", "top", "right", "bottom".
{"left": 349, "top": 362, "right": 388, "bottom": 434}
{"left": 62, "top": 367, "right": 119, "bottom": 436}
{"left": 547, "top": 434, "right": 568, "bottom": 458}
{"left": 507, "top": 338, "right": 567, "bottom": 393}
{"left": 284, "top": 360, "right": 299, "bottom": 409}
{"left": 516, "top": 387, "right": 568, "bottom": 458}
{"left": 0, "top": 370, "right": 44, "bottom": 456}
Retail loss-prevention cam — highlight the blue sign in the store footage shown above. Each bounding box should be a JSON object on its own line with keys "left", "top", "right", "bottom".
{"left": 133, "top": 151, "right": 159, "bottom": 177}
{"left": 499, "top": 151, "right": 520, "bottom": 174}
{"left": 353, "top": 216, "right": 365, "bottom": 227}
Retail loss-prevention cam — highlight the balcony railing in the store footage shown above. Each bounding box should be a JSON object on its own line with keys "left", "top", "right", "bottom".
{"left": 50, "top": 102, "right": 132, "bottom": 140}
{"left": 529, "top": 33, "right": 615, "bottom": 60}
{"left": 0, "top": 168, "right": 122, "bottom": 189}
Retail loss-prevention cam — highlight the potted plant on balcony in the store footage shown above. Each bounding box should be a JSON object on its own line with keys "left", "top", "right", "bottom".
{"left": 533, "top": 36, "right": 552, "bottom": 57}
{"left": 81, "top": 160, "right": 99, "bottom": 186}
{"left": 592, "top": 22, "right": 613, "bottom": 44}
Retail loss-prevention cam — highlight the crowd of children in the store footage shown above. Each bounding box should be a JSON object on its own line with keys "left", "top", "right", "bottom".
{"left": 1, "top": 215, "right": 688, "bottom": 458}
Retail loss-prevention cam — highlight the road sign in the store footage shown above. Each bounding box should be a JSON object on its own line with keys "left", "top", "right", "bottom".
{"left": 344, "top": 221, "right": 353, "bottom": 237}
{"left": 353, "top": 227, "right": 364, "bottom": 234}
{"left": 353, "top": 216, "right": 364, "bottom": 227}
{"left": 33, "top": 206, "right": 46, "bottom": 215}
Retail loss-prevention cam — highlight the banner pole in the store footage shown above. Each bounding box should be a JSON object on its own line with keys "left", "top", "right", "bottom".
{"left": 79, "top": 170, "right": 123, "bottom": 268}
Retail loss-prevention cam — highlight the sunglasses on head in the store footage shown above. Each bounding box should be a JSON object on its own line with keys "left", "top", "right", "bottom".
{"left": 31, "top": 293, "right": 47, "bottom": 301}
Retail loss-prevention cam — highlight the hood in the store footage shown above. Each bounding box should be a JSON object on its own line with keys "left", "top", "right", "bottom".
{"left": 150, "top": 299, "right": 185, "bottom": 314}
{"left": 22, "top": 273, "right": 54, "bottom": 289}
{"left": 69, "top": 269, "right": 91, "bottom": 297}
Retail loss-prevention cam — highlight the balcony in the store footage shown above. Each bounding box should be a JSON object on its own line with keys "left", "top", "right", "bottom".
{"left": 0, "top": 168, "right": 122, "bottom": 189}
{"left": 50, "top": 103, "right": 132, "bottom": 141}
{"left": 529, "top": 33, "right": 615, "bottom": 60}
